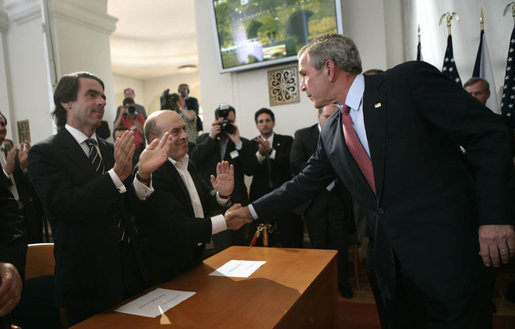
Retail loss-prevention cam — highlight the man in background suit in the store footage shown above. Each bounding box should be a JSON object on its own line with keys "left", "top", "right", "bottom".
{"left": 0, "top": 179, "right": 26, "bottom": 329}
{"left": 0, "top": 112, "right": 44, "bottom": 243}
{"left": 135, "top": 110, "right": 243, "bottom": 286}
{"left": 191, "top": 105, "right": 255, "bottom": 251}
{"left": 28, "top": 72, "right": 171, "bottom": 325}
{"left": 248, "top": 108, "right": 302, "bottom": 247}
{"left": 290, "top": 104, "right": 354, "bottom": 298}
{"left": 227, "top": 34, "right": 515, "bottom": 328}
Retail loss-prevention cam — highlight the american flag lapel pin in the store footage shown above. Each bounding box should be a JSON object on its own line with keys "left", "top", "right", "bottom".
{"left": 374, "top": 102, "right": 382, "bottom": 109}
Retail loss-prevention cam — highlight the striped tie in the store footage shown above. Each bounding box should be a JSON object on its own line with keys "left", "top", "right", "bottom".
{"left": 85, "top": 138, "right": 105, "bottom": 174}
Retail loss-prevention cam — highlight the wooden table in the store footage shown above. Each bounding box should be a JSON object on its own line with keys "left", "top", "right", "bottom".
{"left": 72, "top": 246, "right": 338, "bottom": 329}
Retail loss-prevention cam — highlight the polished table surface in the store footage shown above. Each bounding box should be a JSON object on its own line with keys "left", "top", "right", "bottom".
{"left": 72, "top": 246, "right": 338, "bottom": 329}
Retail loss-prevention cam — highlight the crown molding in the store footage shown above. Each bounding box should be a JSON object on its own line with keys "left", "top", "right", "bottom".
{"left": 2, "top": 0, "right": 117, "bottom": 34}
{"left": 2, "top": 0, "right": 41, "bottom": 25}
{"left": 51, "top": 1, "right": 117, "bottom": 35}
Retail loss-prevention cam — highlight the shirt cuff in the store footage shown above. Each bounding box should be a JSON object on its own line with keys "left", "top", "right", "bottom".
{"left": 235, "top": 141, "right": 243, "bottom": 150}
{"left": 269, "top": 149, "right": 276, "bottom": 160}
{"left": 133, "top": 174, "right": 154, "bottom": 200}
{"left": 108, "top": 169, "right": 127, "bottom": 194}
{"left": 248, "top": 204, "right": 259, "bottom": 219}
{"left": 216, "top": 191, "right": 230, "bottom": 206}
{"left": 211, "top": 214, "right": 227, "bottom": 235}
{"left": 255, "top": 151, "right": 265, "bottom": 164}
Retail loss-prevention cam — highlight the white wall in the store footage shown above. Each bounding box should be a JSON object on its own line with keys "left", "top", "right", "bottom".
{"left": 404, "top": 0, "right": 511, "bottom": 99}
{"left": 194, "top": 0, "right": 404, "bottom": 139}
{"left": 112, "top": 74, "right": 144, "bottom": 110}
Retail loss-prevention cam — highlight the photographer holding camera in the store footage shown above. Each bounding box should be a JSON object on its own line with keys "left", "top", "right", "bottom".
{"left": 160, "top": 89, "right": 197, "bottom": 143}
{"left": 114, "top": 97, "right": 146, "bottom": 160}
{"left": 190, "top": 105, "right": 255, "bottom": 251}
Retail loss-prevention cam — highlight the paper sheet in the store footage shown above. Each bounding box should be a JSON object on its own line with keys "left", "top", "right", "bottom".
{"left": 209, "top": 260, "right": 266, "bottom": 278}
{"left": 115, "top": 288, "right": 196, "bottom": 318}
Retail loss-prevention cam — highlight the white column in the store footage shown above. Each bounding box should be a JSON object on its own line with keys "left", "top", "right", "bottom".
{"left": 2, "top": 0, "right": 117, "bottom": 144}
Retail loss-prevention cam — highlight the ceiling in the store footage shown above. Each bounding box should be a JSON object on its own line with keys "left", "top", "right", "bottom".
{"left": 107, "top": 0, "right": 199, "bottom": 80}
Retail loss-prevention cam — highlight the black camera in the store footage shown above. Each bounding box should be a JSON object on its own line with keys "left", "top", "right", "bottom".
{"left": 160, "top": 89, "right": 180, "bottom": 111}
{"left": 216, "top": 105, "right": 235, "bottom": 135}
{"left": 128, "top": 106, "right": 136, "bottom": 114}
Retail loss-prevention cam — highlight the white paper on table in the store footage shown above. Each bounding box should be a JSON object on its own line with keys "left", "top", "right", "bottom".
{"left": 209, "top": 260, "right": 266, "bottom": 278}
{"left": 115, "top": 288, "right": 196, "bottom": 318}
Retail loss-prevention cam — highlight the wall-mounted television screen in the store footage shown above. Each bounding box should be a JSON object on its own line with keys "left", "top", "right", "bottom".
{"left": 210, "top": 0, "right": 343, "bottom": 74}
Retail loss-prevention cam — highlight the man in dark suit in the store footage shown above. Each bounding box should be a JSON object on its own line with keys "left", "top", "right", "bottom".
{"left": 0, "top": 179, "right": 26, "bottom": 329}
{"left": 179, "top": 83, "right": 202, "bottom": 132}
{"left": 248, "top": 108, "right": 302, "bottom": 247}
{"left": 0, "top": 112, "right": 45, "bottom": 243}
{"left": 227, "top": 34, "right": 515, "bottom": 328}
{"left": 27, "top": 72, "right": 171, "bottom": 326}
{"left": 290, "top": 104, "right": 354, "bottom": 298}
{"left": 191, "top": 105, "right": 255, "bottom": 251}
{"left": 135, "top": 110, "right": 243, "bottom": 286}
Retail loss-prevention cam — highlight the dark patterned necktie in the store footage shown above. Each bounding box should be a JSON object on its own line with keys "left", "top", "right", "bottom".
{"left": 85, "top": 138, "right": 105, "bottom": 174}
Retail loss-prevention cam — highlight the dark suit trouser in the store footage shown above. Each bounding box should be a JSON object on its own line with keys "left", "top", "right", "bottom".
{"left": 383, "top": 253, "right": 492, "bottom": 329}
{"left": 305, "top": 205, "right": 350, "bottom": 287}
{"left": 276, "top": 213, "right": 303, "bottom": 248}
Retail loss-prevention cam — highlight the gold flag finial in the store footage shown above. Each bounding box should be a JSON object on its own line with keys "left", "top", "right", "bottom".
{"left": 439, "top": 12, "right": 459, "bottom": 35}
{"left": 504, "top": 2, "right": 515, "bottom": 25}
{"left": 480, "top": 8, "right": 484, "bottom": 31}
{"left": 417, "top": 24, "right": 421, "bottom": 43}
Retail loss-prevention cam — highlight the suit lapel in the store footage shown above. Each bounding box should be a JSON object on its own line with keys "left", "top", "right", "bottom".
{"left": 56, "top": 129, "right": 99, "bottom": 179}
{"left": 166, "top": 161, "right": 195, "bottom": 216}
{"left": 363, "top": 75, "right": 387, "bottom": 203}
{"left": 98, "top": 138, "right": 114, "bottom": 169}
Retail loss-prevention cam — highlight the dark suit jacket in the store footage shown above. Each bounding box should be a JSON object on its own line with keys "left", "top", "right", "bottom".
{"left": 290, "top": 124, "right": 319, "bottom": 175}
{"left": 253, "top": 61, "right": 514, "bottom": 301}
{"left": 135, "top": 159, "right": 224, "bottom": 286}
{"left": 27, "top": 128, "right": 137, "bottom": 312}
{"left": 191, "top": 134, "right": 254, "bottom": 205}
{"left": 1, "top": 151, "right": 45, "bottom": 242}
{"left": 0, "top": 180, "right": 26, "bottom": 329}
{"left": 248, "top": 134, "right": 293, "bottom": 202}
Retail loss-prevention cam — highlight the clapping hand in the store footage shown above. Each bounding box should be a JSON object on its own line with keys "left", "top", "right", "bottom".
{"left": 210, "top": 161, "right": 234, "bottom": 197}
{"left": 138, "top": 132, "right": 172, "bottom": 181}
{"left": 113, "top": 130, "right": 135, "bottom": 181}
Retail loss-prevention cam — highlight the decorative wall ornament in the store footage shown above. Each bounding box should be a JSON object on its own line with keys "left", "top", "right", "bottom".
{"left": 267, "top": 66, "right": 300, "bottom": 106}
{"left": 17, "top": 120, "right": 31, "bottom": 143}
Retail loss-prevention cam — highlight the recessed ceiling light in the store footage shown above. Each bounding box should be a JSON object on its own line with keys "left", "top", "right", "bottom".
{"left": 178, "top": 64, "right": 198, "bottom": 73}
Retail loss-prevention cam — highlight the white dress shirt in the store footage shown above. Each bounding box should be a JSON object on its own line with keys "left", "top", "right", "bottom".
{"left": 169, "top": 155, "right": 227, "bottom": 235}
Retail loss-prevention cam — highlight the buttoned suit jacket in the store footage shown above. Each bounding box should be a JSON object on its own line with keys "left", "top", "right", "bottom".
{"left": 191, "top": 134, "right": 254, "bottom": 205}
{"left": 135, "top": 159, "right": 224, "bottom": 286}
{"left": 27, "top": 128, "right": 138, "bottom": 312}
{"left": 248, "top": 133, "right": 293, "bottom": 201}
{"left": 253, "top": 61, "right": 514, "bottom": 301}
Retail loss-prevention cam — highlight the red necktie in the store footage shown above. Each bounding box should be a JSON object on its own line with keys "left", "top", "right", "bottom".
{"left": 341, "top": 105, "right": 376, "bottom": 194}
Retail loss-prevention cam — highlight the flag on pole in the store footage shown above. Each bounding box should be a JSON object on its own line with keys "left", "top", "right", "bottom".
{"left": 501, "top": 26, "right": 515, "bottom": 128}
{"left": 473, "top": 29, "right": 500, "bottom": 113}
{"left": 441, "top": 35, "right": 462, "bottom": 86}
{"left": 417, "top": 41, "right": 422, "bottom": 61}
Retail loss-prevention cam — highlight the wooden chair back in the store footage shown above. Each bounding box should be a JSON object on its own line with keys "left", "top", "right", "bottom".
{"left": 25, "top": 243, "right": 55, "bottom": 280}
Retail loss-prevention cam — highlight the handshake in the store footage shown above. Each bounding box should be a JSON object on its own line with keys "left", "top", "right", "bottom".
{"left": 224, "top": 204, "right": 254, "bottom": 230}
